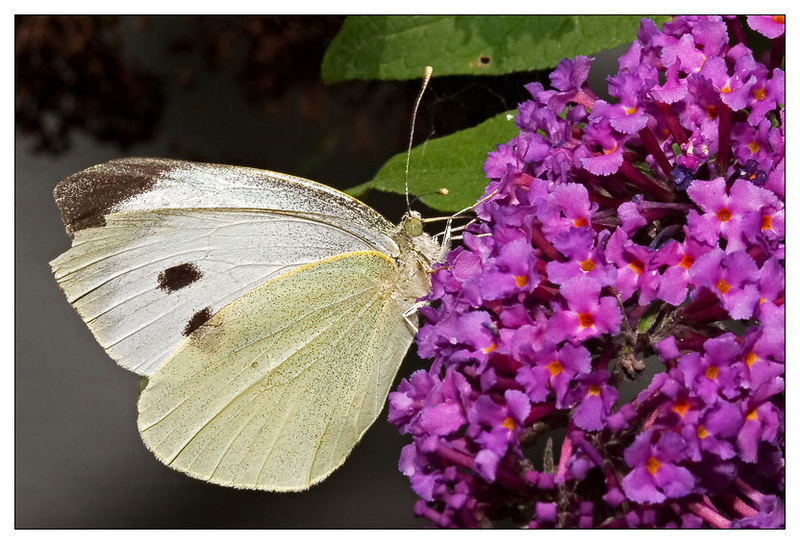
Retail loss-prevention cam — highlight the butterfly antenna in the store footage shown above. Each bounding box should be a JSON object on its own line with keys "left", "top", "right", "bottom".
{"left": 405, "top": 65, "right": 434, "bottom": 212}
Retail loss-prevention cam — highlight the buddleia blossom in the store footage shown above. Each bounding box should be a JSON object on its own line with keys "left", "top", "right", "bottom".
{"left": 390, "top": 15, "right": 784, "bottom": 528}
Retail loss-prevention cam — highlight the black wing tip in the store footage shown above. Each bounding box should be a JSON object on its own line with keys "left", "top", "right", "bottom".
{"left": 53, "top": 158, "right": 181, "bottom": 236}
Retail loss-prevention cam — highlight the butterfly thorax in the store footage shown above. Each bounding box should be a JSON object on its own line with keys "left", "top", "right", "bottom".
{"left": 388, "top": 211, "right": 441, "bottom": 308}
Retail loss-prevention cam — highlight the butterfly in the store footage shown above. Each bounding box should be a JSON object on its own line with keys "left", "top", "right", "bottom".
{"left": 50, "top": 157, "right": 443, "bottom": 491}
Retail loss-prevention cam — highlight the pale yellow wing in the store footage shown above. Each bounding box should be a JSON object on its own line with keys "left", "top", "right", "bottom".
{"left": 137, "top": 251, "right": 415, "bottom": 491}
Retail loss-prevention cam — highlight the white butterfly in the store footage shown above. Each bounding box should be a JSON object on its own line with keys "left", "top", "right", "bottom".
{"left": 50, "top": 157, "right": 442, "bottom": 491}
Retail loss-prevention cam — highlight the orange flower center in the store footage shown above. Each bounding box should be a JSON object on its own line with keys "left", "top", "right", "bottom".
{"left": 716, "top": 279, "right": 731, "bottom": 295}
{"left": 603, "top": 141, "right": 619, "bottom": 155}
{"left": 773, "top": 15, "right": 785, "bottom": 24}
{"left": 705, "top": 365, "right": 720, "bottom": 380}
{"left": 580, "top": 258, "right": 596, "bottom": 272}
{"left": 748, "top": 141, "right": 761, "bottom": 154}
{"left": 679, "top": 254, "right": 695, "bottom": 270}
{"left": 573, "top": 217, "right": 589, "bottom": 228}
{"left": 482, "top": 342, "right": 497, "bottom": 354}
{"left": 761, "top": 214, "right": 773, "bottom": 231}
{"left": 624, "top": 105, "right": 638, "bottom": 115}
{"left": 547, "top": 360, "right": 563, "bottom": 376}
{"left": 578, "top": 312, "right": 595, "bottom": 329}
{"left": 697, "top": 55, "right": 707, "bottom": 72}
{"left": 753, "top": 87, "right": 767, "bottom": 101}
{"left": 673, "top": 399, "right": 690, "bottom": 417}
{"left": 697, "top": 425, "right": 709, "bottom": 439}
{"left": 720, "top": 81, "right": 732, "bottom": 94}
{"left": 515, "top": 275, "right": 528, "bottom": 288}
{"left": 588, "top": 385, "right": 601, "bottom": 396}
{"left": 502, "top": 417, "right": 515, "bottom": 431}
{"left": 646, "top": 457, "right": 661, "bottom": 475}
{"left": 716, "top": 208, "right": 732, "bottom": 222}
{"left": 745, "top": 351, "right": 758, "bottom": 368}
{"left": 746, "top": 408, "right": 758, "bottom": 421}
{"left": 629, "top": 259, "right": 645, "bottom": 275}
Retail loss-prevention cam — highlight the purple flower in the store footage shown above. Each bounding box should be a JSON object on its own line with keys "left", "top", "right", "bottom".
{"left": 700, "top": 55, "right": 757, "bottom": 111}
{"left": 540, "top": 183, "right": 596, "bottom": 237}
{"left": 516, "top": 342, "right": 591, "bottom": 406}
{"left": 399, "top": 443, "right": 439, "bottom": 501}
{"left": 731, "top": 119, "right": 779, "bottom": 173}
{"left": 484, "top": 142, "right": 520, "bottom": 178}
{"left": 547, "top": 55, "right": 595, "bottom": 111}
{"left": 737, "top": 401, "right": 781, "bottom": 463}
{"left": 545, "top": 228, "right": 616, "bottom": 287}
{"left": 570, "top": 371, "right": 618, "bottom": 431}
{"left": 681, "top": 401, "right": 743, "bottom": 461}
{"left": 578, "top": 121, "right": 627, "bottom": 176}
{"left": 686, "top": 177, "right": 776, "bottom": 252}
{"left": 689, "top": 248, "right": 760, "bottom": 320}
{"left": 416, "top": 310, "right": 498, "bottom": 365}
{"left": 616, "top": 200, "right": 647, "bottom": 234}
{"left": 590, "top": 97, "right": 648, "bottom": 135}
{"left": 468, "top": 390, "right": 530, "bottom": 462}
{"left": 389, "top": 368, "right": 471, "bottom": 437}
{"left": 478, "top": 238, "right": 538, "bottom": 300}
{"left": 650, "top": 61, "right": 687, "bottom": 103}
{"left": 651, "top": 237, "right": 708, "bottom": 306}
{"left": 676, "top": 333, "right": 742, "bottom": 404}
{"left": 392, "top": 15, "right": 783, "bottom": 528}
{"left": 546, "top": 276, "right": 622, "bottom": 343}
{"left": 746, "top": 15, "right": 785, "bottom": 38}
{"left": 622, "top": 430, "right": 696, "bottom": 504}
{"left": 656, "top": 31, "right": 707, "bottom": 74}
{"left": 605, "top": 229, "right": 659, "bottom": 304}
{"left": 748, "top": 68, "right": 784, "bottom": 126}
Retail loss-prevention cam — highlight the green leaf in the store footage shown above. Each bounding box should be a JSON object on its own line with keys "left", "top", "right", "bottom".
{"left": 347, "top": 110, "right": 518, "bottom": 213}
{"left": 322, "top": 15, "right": 668, "bottom": 82}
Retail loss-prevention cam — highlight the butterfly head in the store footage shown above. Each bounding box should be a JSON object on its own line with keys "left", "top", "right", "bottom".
{"left": 401, "top": 211, "right": 425, "bottom": 238}
{"left": 394, "top": 210, "right": 444, "bottom": 277}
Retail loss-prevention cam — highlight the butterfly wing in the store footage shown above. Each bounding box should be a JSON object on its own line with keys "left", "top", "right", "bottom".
{"left": 53, "top": 158, "right": 396, "bottom": 239}
{"left": 50, "top": 159, "right": 399, "bottom": 376}
{"left": 137, "top": 251, "right": 414, "bottom": 491}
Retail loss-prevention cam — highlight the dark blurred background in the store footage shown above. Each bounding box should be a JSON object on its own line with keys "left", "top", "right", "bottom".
{"left": 15, "top": 15, "right": 621, "bottom": 528}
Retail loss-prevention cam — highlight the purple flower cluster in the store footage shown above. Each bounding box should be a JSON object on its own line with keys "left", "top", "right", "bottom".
{"left": 390, "top": 16, "right": 784, "bottom": 528}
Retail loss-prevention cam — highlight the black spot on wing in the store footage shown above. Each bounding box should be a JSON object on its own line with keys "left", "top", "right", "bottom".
{"left": 53, "top": 158, "right": 177, "bottom": 236}
{"left": 158, "top": 263, "right": 203, "bottom": 293}
{"left": 184, "top": 307, "right": 213, "bottom": 336}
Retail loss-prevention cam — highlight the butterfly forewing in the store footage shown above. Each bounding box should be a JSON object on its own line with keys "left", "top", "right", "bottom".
{"left": 137, "top": 251, "right": 415, "bottom": 491}
{"left": 54, "top": 158, "right": 397, "bottom": 242}
{"left": 50, "top": 159, "right": 400, "bottom": 376}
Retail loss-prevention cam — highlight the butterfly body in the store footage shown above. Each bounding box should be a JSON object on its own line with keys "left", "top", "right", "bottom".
{"left": 51, "top": 158, "right": 440, "bottom": 490}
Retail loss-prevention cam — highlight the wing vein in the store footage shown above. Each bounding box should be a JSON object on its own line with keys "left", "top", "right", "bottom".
{"left": 306, "top": 295, "right": 383, "bottom": 484}
{"left": 161, "top": 288, "right": 380, "bottom": 467}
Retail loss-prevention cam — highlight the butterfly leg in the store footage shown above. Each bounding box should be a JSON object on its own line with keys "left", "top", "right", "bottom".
{"left": 401, "top": 300, "right": 429, "bottom": 334}
{"left": 403, "top": 314, "right": 418, "bottom": 334}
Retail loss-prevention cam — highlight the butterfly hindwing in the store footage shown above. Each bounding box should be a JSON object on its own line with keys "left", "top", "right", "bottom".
{"left": 137, "top": 251, "right": 415, "bottom": 491}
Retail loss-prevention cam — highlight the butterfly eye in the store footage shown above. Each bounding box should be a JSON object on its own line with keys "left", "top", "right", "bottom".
{"left": 403, "top": 216, "right": 424, "bottom": 237}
